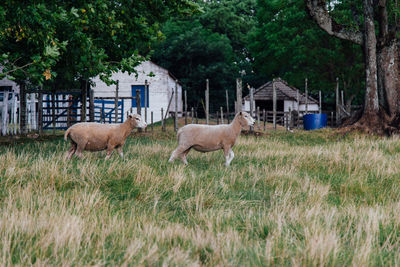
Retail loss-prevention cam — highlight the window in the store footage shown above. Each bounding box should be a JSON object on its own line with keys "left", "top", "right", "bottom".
{"left": 131, "top": 85, "right": 149, "bottom": 108}
{"left": 0, "top": 86, "right": 12, "bottom": 102}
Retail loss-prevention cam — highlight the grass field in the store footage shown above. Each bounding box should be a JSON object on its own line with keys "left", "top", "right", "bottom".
{"left": 1, "top": 126, "right": 400, "bottom": 266}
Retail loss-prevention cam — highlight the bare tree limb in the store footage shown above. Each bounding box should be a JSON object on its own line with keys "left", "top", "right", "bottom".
{"left": 304, "top": 0, "right": 363, "bottom": 45}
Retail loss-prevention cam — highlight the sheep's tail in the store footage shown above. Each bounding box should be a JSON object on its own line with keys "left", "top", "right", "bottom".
{"left": 64, "top": 128, "right": 71, "bottom": 142}
{"left": 177, "top": 127, "right": 184, "bottom": 141}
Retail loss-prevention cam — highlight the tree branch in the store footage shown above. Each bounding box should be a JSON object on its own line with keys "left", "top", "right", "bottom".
{"left": 304, "top": 0, "right": 363, "bottom": 45}
{"left": 0, "top": 62, "right": 36, "bottom": 77}
{"left": 376, "top": 0, "right": 389, "bottom": 38}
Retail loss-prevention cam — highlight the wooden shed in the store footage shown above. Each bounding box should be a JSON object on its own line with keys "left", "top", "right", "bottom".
{"left": 243, "top": 78, "right": 319, "bottom": 113}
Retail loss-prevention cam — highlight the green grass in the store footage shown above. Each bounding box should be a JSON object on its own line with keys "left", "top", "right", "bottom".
{"left": 1, "top": 127, "right": 400, "bottom": 266}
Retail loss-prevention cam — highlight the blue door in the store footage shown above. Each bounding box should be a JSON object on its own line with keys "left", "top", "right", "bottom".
{"left": 131, "top": 85, "right": 149, "bottom": 107}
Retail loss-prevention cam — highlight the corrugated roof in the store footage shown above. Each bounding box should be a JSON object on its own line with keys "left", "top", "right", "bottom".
{"left": 244, "top": 78, "right": 318, "bottom": 104}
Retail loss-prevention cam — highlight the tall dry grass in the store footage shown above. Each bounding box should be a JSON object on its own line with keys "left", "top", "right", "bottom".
{"left": 0, "top": 128, "right": 400, "bottom": 266}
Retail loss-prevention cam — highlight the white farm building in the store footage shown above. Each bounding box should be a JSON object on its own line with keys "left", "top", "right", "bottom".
{"left": 92, "top": 61, "right": 183, "bottom": 124}
{"left": 243, "top": 78, "right": 319, "bottom": 113}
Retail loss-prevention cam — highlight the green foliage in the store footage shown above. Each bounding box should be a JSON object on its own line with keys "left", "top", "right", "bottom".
{"left": 152, "top": 19, "right": 238, "bottom": 113}
{"left": 0, "top": 0, "right": 195, "bottom": 87}
{"left": 249, "top": 0, "right": 365, "bottom": 105}
{"left": 152, "top": 0, "right": 259, "bottom": 113}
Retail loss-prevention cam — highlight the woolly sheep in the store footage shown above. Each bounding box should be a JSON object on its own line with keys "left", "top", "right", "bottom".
{"left": 169, "top": 111, "right": 255, "bottom": 166}
{"left": 64, "top": 113, "right": 146, "bottom": 160}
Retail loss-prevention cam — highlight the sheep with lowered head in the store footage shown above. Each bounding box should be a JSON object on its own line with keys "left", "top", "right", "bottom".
{"left": 169, "top": 111, "right": 255, "bottom": 166}
{"left": 64, "top": 113, "right": 146, "bottom": 160}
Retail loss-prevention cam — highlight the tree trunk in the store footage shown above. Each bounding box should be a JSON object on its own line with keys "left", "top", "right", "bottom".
{"left": 305, "top": 0, "right": 400, "bottom": 135}
{"left": 377, "top": 40, "right": 400, "bottom": 122}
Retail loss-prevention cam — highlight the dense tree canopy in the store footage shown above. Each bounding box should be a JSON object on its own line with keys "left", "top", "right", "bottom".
{"left": 0, "top": 0, "right": 195, "bottom": 88}
{"left": 250, "top": 0, "right": 364, "bottom": 107}
{"left": 152, "top": 0, "right": 258, "bottom": 113}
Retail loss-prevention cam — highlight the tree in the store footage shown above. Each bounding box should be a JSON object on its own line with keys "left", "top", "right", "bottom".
{"left": 305, "top": 0, "right": 400, "bottom": 134}
{"left": 250, "top": 0, "right": 364, "bottom": 108}
{"left": 0, "top": 0, "right": 195, "bottom": 88}
{"left": 152, "top": 0, "right": 260, "bottom": 114}
{"left": 152, "top": 19, "right": 238, "bottom": 113}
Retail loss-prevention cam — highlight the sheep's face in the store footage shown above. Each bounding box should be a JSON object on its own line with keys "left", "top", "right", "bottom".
{"left": 238, "top": 112, "right": 255, "bottom": 127}
{"left": 128, "top": 114, "right": 147, "bottom": 129}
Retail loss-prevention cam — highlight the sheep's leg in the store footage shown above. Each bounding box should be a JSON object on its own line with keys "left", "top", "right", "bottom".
{"left": 116, "top": 146, "right": 124, "bottom": 158}
{"left": 66, "top": 143, "right": 77, "bottom": 160}
{"left": 228, "top": 149, "right": 234, "bottom": 166}
{"left": 179, "top": 148, "right": 191, "bottom": 165}
{"left": 169, "top": 146, "right": 188, "bottom": 163}
{"left": 105, "top": 144, "right": 115, "bottom": 160}
{"left": 224, "top": 147, "right": 234, "bottom": 166}
{"left": 75, "top": 143, "right": 85, "bottom": 159}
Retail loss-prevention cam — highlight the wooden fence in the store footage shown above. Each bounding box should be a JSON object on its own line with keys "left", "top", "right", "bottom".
{"left": 1, "top": 87, "right": 345, "bottom": 136}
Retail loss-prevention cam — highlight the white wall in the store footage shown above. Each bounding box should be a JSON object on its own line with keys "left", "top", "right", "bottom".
{"left": 286, "top": 101, "right": 319, "bottom": 112}
{"left": 92, "top": 61, "right": 182, "bottom": 123}
{"left": 243, "top": 99, "right": 319, "bottom": 113}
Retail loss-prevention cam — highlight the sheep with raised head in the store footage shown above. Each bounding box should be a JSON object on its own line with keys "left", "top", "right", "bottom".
{"left": 169, "top": 111, "right": 255, "bottom": 166}
{"left": 64, "top": 113, "right": 146, "bottom": 160}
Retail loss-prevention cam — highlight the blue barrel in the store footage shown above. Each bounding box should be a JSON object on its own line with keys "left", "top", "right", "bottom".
{"left": 303, "top": 113, "right": 327, "bottom": 130}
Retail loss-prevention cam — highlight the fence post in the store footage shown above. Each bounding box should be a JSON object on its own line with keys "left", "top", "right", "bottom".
{"left": 101, "top": 102, "right": 105, "bottom": 123}
{"left": 191, "top": 107, "right": 194, "bottom": 124}
{"left": 184, "top": 90, "right": 187, "bottom": 125}
{"left": 236, "top": 78, "right": 242, "bottom": 113}
{"left": 136, "top": 89, "right": 141, "bottom": 132}
{"left": 331, "top": 111, "right": 334, "bottom": 127}
{"left": 115, "top": 80, "right": 119, "bottom": 123}
{"left": 205, "top": 79, "right": 209, "bottom": 124}
{"left": 336, "top": 77, "right": 340, "bottom": 126}
{"left": 220, "top": 106, "right": 224, "bottom": 124}
{"left": 217, "top": 111, "right": 219, "bottom": 124}
{"left": 263, "top": 109, "right": 266, "bottom": 131}
{"left": 249, "top": 87, "right": 254, "bottom": 132}
{"left": 257, "top": 106, "right": 260, "bottom": 130}
{"left": 145, "top": 80, "right": 148, "bottom": 126}
{"left": 37, "top": 91, "right": 42, "bottom": 135}
{"left": 31, "top": 93, "right": 36, "bottom": 130}
{"left": 305, "top": 78, "right": 308, "bottom": 114}
{"left": 161, "top": 108, "right": 165, "bottom": 132}
{"left": 226, "top": 90, "right": 230, "bottom": 123}
{"left": 89, "top": 89, "right": 94, "bottom": 122}
{"left": 1, "top": 91, "right": 9, "bottom": 135}
{"left": 52, "top": 92, "right": 56, "bottom": 135}
{"left": 196, "top": 111, "right": 198, "bottom": 124}
{"left": 175, "top": 81, "right": 178, "bottom": 132}
{"left": 273, "top": 79, "right": 277, "bottom": 130}
{"left": 19, "top": 83, "right": 26, "bottom": 134}
{"left": 151, "top": 111, "right": 153, "bottom": 132}
{"left": 81, "top": 80, "right": 87, "bottom": 122}
{"left": 249, "top": 87, "right": 254, "bottom": 117}
{"left": 296, "top": 89, "right": 300, "bottom": 128}
{"left": 319, "top": 90, "right": 322, "bottom": 113}
{"left": 11, "top": 91, "right": 17, "bottom": 135}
